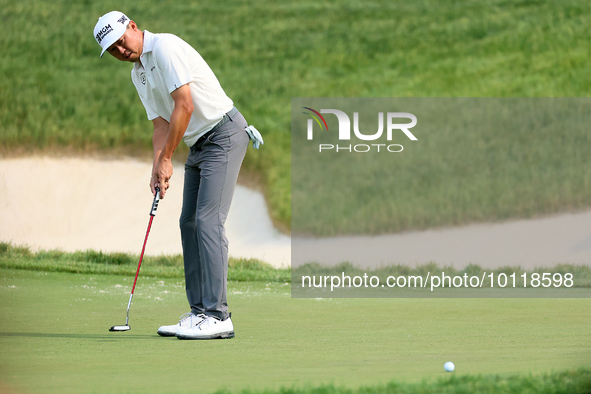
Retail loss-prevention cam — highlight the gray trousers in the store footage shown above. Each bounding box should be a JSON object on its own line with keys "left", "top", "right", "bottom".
{"left": 180, "top": 107, "right": 249, "bottom": 320}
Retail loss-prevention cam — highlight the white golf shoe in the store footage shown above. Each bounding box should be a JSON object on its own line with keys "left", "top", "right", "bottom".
{"left": 176, "top": 315, "right": 235, "bottom": 340}
{"left": 157, "top": 312, "right": 206, "bottom": 337}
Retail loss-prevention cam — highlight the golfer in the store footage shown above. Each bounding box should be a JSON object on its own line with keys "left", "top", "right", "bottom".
{"left": 94, "top": 11, "right": 263, "bottom": 339}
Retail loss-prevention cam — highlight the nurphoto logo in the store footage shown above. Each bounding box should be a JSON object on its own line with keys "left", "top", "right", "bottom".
{"left": 302, "top": 107, "right": 417, "bottom": 153}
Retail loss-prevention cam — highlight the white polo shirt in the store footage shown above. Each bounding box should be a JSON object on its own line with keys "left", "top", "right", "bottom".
{"left": 131, "top": 30, "right": 234, "bottom": 147}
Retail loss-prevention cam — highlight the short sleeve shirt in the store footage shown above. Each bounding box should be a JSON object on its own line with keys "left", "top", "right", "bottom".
{"left": 131, "top": 30, "right": 234, "bottom": 147}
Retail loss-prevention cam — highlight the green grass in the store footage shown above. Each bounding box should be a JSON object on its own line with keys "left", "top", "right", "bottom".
{"left": 0, "top": 242, "right": 290, "bottom": 283}
{"left": 226, "top": 370, "right": 591, "bottom": 394}
{"left": 3, "top": 0, "right": 591, "bottom": 230}
{"left": 1, "top": 268, "right": 590, "bottom": 394}
{"left": 6, "top": 243, "right": 590, "bottom": 295}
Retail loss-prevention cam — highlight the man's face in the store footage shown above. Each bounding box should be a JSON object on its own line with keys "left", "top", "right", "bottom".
{"left": 106, "top": 21, "right": 143, "bottom": 62}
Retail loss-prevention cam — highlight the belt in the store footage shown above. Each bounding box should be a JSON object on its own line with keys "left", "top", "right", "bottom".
{"left": 194, "top": 107, "right": 239, "bottom": 146}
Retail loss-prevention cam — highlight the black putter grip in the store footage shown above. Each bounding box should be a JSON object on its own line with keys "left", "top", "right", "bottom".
{"left": 150, "top": 187, "right": 161, "bottom": 216}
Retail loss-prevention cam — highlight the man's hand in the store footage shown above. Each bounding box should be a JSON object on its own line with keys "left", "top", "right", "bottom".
{"left": 152, "top": 157, "right": 173, "bottom": 198}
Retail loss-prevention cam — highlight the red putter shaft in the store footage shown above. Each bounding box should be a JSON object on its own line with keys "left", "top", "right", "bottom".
{"left": 131, "top": 214, "right": 154, "bottom": 295}
{"left": 110, "top": 187, "right": 160, "bottom": 332}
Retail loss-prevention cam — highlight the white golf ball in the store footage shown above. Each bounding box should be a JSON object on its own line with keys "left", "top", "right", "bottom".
{"left": 444, "top": 361, "right": 455, "bottom": 372}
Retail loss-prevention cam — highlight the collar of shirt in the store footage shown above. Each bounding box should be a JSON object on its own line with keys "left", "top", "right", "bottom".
{"left": 138, "top": 30, "right": 156, "bottom": 70}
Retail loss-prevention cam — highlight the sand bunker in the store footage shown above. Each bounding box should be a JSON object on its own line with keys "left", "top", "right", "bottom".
{"left": 292, "top": 211, "right": 591, "bottom": 269}
{"left": 0, "top": 157, "right": 291, "bottom": 268}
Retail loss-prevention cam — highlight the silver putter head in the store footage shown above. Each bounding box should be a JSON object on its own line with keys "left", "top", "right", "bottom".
{"left": 109, "top": 325, "right": 131, "bottom": 332}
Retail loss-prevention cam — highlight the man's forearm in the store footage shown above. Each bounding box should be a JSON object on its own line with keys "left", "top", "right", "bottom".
{"left": 152, "top": 124, "right": 168, "bottom": 165}
{"left": 158, "top": 84, "right": 194, "bottom": 162}
{"left": 158, "top": 104, "right": 191, "bottom": 162}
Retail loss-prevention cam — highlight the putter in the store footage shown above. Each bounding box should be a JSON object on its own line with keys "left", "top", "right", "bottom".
{"left": 110, "top": 186, "right": 161, "bottom": 332}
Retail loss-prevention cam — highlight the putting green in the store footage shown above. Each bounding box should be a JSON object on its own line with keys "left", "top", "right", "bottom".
{"left": 0, "top": 268, "right": 589, "bottom": 393}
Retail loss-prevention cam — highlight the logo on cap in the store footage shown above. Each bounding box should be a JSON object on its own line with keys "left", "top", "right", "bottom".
{"left": 117, "top": 15, "right": 128, "bottom": 24}
{"left": 95, "top": 24, "right": 114, "bottom": 44}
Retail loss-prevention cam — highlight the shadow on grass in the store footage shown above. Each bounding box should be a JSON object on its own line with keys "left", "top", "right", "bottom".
{"left": 0, "top": 332, "right": 160, "bottom": 340}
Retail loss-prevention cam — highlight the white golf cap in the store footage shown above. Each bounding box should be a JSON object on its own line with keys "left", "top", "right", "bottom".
{"left": 94, "top": 11, "right": 130, "bottom": 57}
